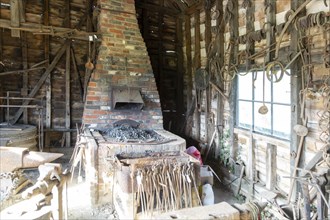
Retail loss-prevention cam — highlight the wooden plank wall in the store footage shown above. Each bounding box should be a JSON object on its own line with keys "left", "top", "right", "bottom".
{"left": 0, "top": 0, "right": 96, "bottom": 147}
{"left": 182, "top": 0, "right": 330, "bottom": 213}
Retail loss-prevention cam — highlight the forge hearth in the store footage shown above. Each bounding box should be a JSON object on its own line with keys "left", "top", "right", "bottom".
{"left": 79, "top": 1, "right": 191, "bottom": 218}
{"left": 82, "top": 127, "right": 186, "bottom": 206}
{"left": 100, "top": 122, "right": 169, "bottom": 143}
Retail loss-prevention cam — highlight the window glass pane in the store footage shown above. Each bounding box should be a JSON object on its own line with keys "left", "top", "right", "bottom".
{"left": 238, "top": 101, "right": 252, "bottom": 128}
{"left": 273, "top": 72, "right": 291, "bottom": 104}
{"left": 254, "top": 71, "right": 271, "bottom": 102}
{"left": 238, "top": 74, "right": 252, "bottom": 100}
{"left": 273, "top": 104, "right": 291, "bottom": 139}
{"left": 254, "top": 102, "right": 271, "bottom": 134}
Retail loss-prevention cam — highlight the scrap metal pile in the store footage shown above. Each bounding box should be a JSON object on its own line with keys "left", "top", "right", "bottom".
{"left": 102, "top": 125, "right": 167, "bottom": 143}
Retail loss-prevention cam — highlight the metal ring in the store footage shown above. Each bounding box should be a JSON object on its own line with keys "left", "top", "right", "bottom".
{"left": 316, "top": 11, "right": 326, "bottom": 27}
{"left": 220, "top": 64, "right": 237, "bottom": 82}
{"left": 265, "top": 61, "right": 284, "bottom": 83}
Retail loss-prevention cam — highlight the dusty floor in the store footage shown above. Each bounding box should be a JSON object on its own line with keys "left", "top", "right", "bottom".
{"left": 2, "top": 147, "right": 242, "bottom": 220}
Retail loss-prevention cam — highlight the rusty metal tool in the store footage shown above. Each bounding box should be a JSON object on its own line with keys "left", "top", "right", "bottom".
{"left": 0, "top": 147, "right": 63, "bottom": 173}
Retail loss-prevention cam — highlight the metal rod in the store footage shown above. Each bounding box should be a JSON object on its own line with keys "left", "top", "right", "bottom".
{"left": 0, "top": 97, "right": 41, "bottom": 100}
{"left": 6, "top": 92, "right": 9, "bottom": 125}
{"left": 0, "top": 105, "right": 42, "bottom": 108}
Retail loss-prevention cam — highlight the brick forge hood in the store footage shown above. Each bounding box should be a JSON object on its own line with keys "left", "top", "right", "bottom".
{"left": 82, "top": 0, "right": 163, "bottom": 130}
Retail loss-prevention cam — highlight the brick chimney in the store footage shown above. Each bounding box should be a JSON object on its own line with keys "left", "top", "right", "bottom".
{"left": 82, "top": 0, "right": 163, "bottom": 130}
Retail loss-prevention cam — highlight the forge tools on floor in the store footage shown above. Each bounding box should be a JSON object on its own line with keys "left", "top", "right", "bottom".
{"left": 0, "top": 163, "right": 70, "bottom": 220}
{"left": 111, "top": 151, "right": 202, "bottom": 219}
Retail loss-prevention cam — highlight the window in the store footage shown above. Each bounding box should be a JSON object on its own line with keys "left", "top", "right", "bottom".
{"left": 237, "top": 70, "right": 291, "bottom": 140}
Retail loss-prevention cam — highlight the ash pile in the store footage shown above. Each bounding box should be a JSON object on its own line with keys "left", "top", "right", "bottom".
{"left": 100, "top": 119, "right": 168, "bottom": 143}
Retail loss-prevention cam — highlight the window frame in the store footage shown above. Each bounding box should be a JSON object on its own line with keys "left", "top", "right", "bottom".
{"left": 236, "top": 70, "right": 291, "bottom": 140}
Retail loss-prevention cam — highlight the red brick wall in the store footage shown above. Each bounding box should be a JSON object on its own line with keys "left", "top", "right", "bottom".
{"left": 83, "top": 0, "right": 163, "bottom": 129}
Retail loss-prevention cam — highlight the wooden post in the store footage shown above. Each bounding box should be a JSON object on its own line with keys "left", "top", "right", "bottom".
{"left": 0, "top": 4, "right": 2, "bottom": 122}
{"left": 44, "top": 0, "right": 51, "bottom": 148}
{"left": 247, "top": 130, "right": 255, "bottom": 200}
{"left": 246, "top": 0, "right": 255, "bottom": 67}
{"left": 265, "top": 0, "right": 276, "bottom": 63}
{"left": 86, "top": 0, "right": 93, "bottom": 31}
{"left": 194, "top": 10, "right": 201, "bottom": 140}
{"left": 10, "top": 0, "right": 20, "bottom": 37}
{"left": 266, "top": 143, "right": 277, "bottom": 190}
{"left": 21, "top": 32, "right": 28, "bottom": 124}
{"left": 264, "top": 0, "right": 276, "bottom": 192}
{"left": 158, "top": 1, "right": 164, "bottom": 116}
{"left": 214, "top": 0, "right": 224, "bottom": 159}
{"left": 71, "top": 48, "right": 84, "bottom": 101}
{"left": 228, "top": 0, "right": 239, "bottom": 164}
{"left": 204, "top": 0, "right": 212, "bottom": 145}
{"left": 64, "top": 0, "right": 71, "bottom": 147}
{"left": 176, "top": 15, "right": 184, "bottom": 120}
{"left": 204, "top": 1, "right": 212, "bottom": 56}
{"left": 290, "top": 0, "right": 306, "bottom": 203}
{"left": 65, "top": 45, "right": 71, "bottom": 147}
{"left": 185, "top": 14, "right": 193, "bottom": 114}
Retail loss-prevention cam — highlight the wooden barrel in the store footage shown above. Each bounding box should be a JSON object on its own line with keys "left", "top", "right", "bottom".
{"left": 0, "top": 124, "right": 38, "bottom": 151}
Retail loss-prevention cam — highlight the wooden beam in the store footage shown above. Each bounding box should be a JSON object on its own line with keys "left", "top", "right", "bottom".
{"left": 65, "top": 45, "right": 71, "bottom": 147}
{"left": 185, "top": 1, "right": 204, "bottom": 15}
{"left": 247, "top": 130, "right": 255, "bottom": 199}
{"left": 135, "top": 2, "right": 180, "bottom": 16}
{"left": 194, "top": 10, "right": 201, "bottom": 140}
{"left": 10, "top": 0, "right": 20, "bottom": 37}
{"left": 18, "top": 0, "right": 25, "bottom": 22}
{"left": 0, "top": 67, "right": 45, "bottom": 76}
{"left": 176, "top": 15, "right": 184, "bottom": 116}
{"left": 204, "top": 0, "right": 212, "bottom": 56}
{"left": 194, "top": 11, "right": 201, "bottom": 69}
{"left": 228, "top": 0, "right": 239, "bottom": 169}
{"left": 10, "top": 42, "right": 69, "bottom": 124}
{"left": 167, "top": 0, "right": 186, "bottom": 12}
{"left": 214, "top": 0, "right": 225, "bottom": 160}
{"left": 265, "top": 0, "right": 276, "bottom": 63}
{"left": 0, "top": 18, "right": 95, "bottom": 41}
{"left": 71, "top": 47, "right": 84, "bottom": 101}
{"left": 185, "top": 14, "right": 193, "bottom": 123}
{"left": 64, "top": 0, "right": 71, "bottom": 147}
{"left": 246, "top": 0, "right": 255, "bottom": 67}
{"left": 266, "top": 143, "right": 277, "bottom": 190}
{"left": 64, "top": 0, "right": 71, "bottom": 28}
{"left": 86, "top": 0, "right": 93, "bottom": 32}
{"left": 289, "top": 0, "right": 306, "bottom": 203}
{"left": 158, "top": 8, "right": 165, "bottom": 113}
{"left": 0, "top": 0, "right": 3, "bottom": 122}
{"left": 204, "top": 0, "right": 212, "bottom": 144}
{"left": 21, "top": 31, "right": 28, "bottom": 123}
{"left": 44, "top": 0, "right": 51, "bottom": 148}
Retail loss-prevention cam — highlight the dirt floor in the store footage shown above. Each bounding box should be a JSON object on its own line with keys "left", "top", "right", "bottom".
{"left": 1, "top": 147, "right": 242, "bottom": 220}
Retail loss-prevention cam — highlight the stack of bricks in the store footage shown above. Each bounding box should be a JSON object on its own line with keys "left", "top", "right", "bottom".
{"left": 83, "top": 0, "right": 163, "bottom": 129}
